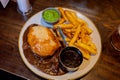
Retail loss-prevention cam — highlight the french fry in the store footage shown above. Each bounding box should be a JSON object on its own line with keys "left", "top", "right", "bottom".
{"left": 63, "top": 31, "right": 73, "bottom": 38}
{"left": 83, "top": 25, "right": 93, "bottom": 34}
{"left": 88, "top": 41, "right": 97, "bottom": 51}
{"left": 57, "top": 18, "right": 65, "bottom": 24}
{"left": 77, "top": 18, "right": 86, "bottom": 24}
{"left": 63, "top": 29, "right": 72, "bottom": 33}
{"left": 77, "top": 18, "right": 93, "bottom": 34}
{"left": 70, "top": 11, "right": 83, "bottom": 26}
{"left": 69, "top": 24, "right": 81, "bottom": 46}
{"left": 81, "top": 35, "right": 91, "bottom": 44}
{"left": 54, "top": 23, "right": 74, "bottom": 29}
{"left": 64, "top": 10, "right": 79, "bottom": 26}
{"left": 79, "top": 47, "right": 90, "bottom": 60}
{"left": 69, "top": 11, "right": 78, "bottom": 19}
{"left": 65, "top": 37, "right": 71, "bottom": 42}
{"left": 76, "top": 41, "right": 97, "bottom": 54}
{"left": 63, "top": 29, "right": 76, "bottom": 33}
{"left": 58, "top": 7, "right": 68, "bottom": 21}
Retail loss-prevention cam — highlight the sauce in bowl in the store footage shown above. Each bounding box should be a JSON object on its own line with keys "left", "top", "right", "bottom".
{"left": 59, "top": 47, "right": 83, "bottom": 72}
{"left": 61, "top": 50, "right": 81, "bottom": 68}
{"left": 42, "top": 8, "right": 60, "bottom": 23}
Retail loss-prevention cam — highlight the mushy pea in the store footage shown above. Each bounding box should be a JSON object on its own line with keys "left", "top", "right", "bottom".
{"left": 43, "top": 9, "right": 60, "bottom": 23}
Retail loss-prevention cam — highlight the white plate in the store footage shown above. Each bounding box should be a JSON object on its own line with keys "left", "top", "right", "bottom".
{"left": 18, "top": 8, "right": 102, "bottom": 80}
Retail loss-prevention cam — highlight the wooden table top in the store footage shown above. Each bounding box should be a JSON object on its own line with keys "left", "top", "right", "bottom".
{"left": 0, "top": 0, "right": 120, "bottom": 80}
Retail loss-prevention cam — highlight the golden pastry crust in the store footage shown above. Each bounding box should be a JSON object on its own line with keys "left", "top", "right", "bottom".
{"left": 27, "top": 25, "right": 60, "bottom": 57}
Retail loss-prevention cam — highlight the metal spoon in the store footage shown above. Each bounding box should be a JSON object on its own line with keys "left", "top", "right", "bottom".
{"left": 57, "top": 26, "right": 68, "bottom": 47}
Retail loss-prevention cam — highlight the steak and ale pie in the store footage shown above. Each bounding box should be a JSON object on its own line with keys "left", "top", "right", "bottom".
{"left": 27, "top": 25, "right": 60, "bottom": 57}
{"left": 23, "top": 24, "right": 66, "bottom": 75}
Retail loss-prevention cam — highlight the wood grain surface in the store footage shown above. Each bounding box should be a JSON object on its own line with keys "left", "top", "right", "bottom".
{"left": 0, "top": 0, "right": 120, "bottom": 80}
